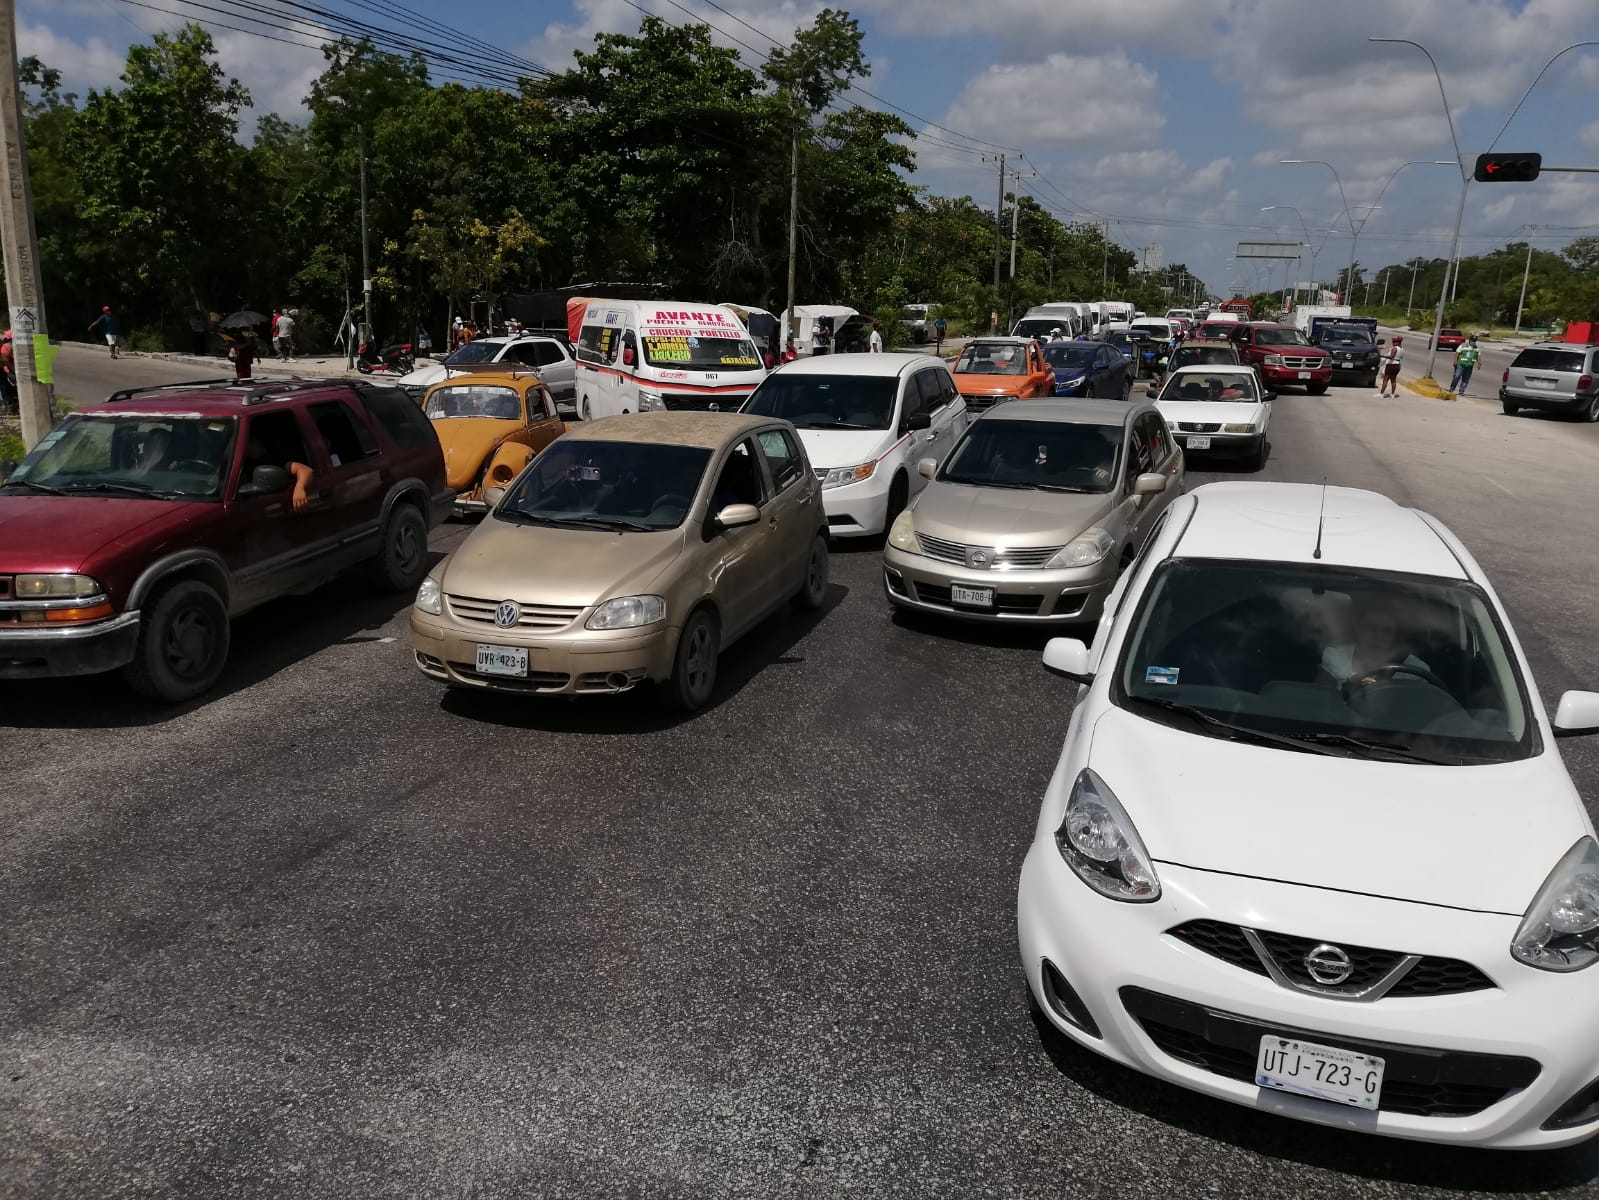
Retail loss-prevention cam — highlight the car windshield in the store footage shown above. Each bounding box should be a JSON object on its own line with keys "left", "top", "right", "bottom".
{"left": 1159, "top": 372, "right": 1258, "bottom": 403}
{"left": 743, "top": 373, "right": 897, "bottom": 430}
{"left": 424, "top": 384, "right": 523, "bottom": 420}
{"left": 1321, "top": 329, "right": 1368, "bottom": 345}
{"left": 1174, "top": 347, "right": 1236, "bottom": 367}
{"left": 1198, "top": 323, "right": 1236, "bottom": 337}
{"left": 642, "top": 332, "right": 761, "bottom": 371}
{"left": 444, "top": 341, "right": 502, "bottom": 365}
{"left": 956, "top": 344, "right": 1030, "bottom": 375}
{"left": 1131, "top": 322, "right": 1171, "bottom": 339}
{"left": 1013, "top": 320, "right": 1065, "bottom": 340}
{"left": 498, "top": 439, "right": 712, "bottom": 532}
{"left": 1116, "top": 559, "right": 1533, "bottom": 764}
{"left": 940, "top": 418, "right": 1119, "bottom": 493}
{"left": 3, "top": 413, "right": 238, "bottom": 500}
{"left": 1042, "top": 345, "right": 1098, "bottom": 368}
{"left": 1254, "top": 328, "right": 1310, "bottom": 346}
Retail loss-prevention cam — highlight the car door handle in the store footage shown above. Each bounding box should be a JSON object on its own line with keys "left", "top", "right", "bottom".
{"left": 924, "top": 431, "right": 938, "bottom": 441}
{"left": 795, "top": 492, "right": 812, "bottom": 505}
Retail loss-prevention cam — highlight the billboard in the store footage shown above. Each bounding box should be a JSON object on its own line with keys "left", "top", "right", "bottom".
{"left": 1236, "top": 241, "right": 1305, "bottom": 259}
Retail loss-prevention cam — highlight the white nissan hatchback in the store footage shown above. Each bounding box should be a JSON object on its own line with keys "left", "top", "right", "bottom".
{"left": 1018, "top": 482, "right": 1599, "bottom": 1148}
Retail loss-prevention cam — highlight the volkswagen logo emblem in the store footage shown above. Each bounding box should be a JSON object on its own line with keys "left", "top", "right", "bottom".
{"left": 493, "top": 600, "right": 520, "bottom": 629}
{"left": 1304, "top": 943, "right": 1353, "bottom": 986}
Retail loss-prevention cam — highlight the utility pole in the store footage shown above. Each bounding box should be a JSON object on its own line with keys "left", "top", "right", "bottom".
{"left": 0, "top": 0, "right": 53, "bottom": 450}
{"left": 1408, "top": 260, "right": 1419, "bottom": 311}
{"left": 1514, "top": 232, "right": 1538, "bottom": 335}
{"left": 983, "top": 153, "right": 1005, "bottom": 332}
{"left": 1381, "top": 269, "right": 1390, "bottom": 307}
{"left": 1101, "top": 219, "right": 1110, "bottom": 290}
{"left": 358, "top": 124, "right": 372, "bottom": 353}
{"left": 786, "top": 121, "right": 799, "bottom": 345}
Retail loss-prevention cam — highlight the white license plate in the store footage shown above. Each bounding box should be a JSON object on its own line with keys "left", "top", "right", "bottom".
{"left": 950, "top": 584, "right": 994, "bottom": 607}
{"left": 1297, "top": 371, "right": 1312, "bottom": 379}
{"left": 475, "top": 643, "right": 528, "bottom": 676}
{"left": 1527, "top": 377, "right": 1559, "bottom": 389}
{"left": 1186, "top": 435, "right": 1211, "bottom": 450}
{"left": 1256, "top": 1036, "right": 1384, "bottom": 1110}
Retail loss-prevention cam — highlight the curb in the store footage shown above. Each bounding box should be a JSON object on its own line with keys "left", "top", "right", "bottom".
{"left": 1404, "top": 377, "right": 1455, "bottom": 401}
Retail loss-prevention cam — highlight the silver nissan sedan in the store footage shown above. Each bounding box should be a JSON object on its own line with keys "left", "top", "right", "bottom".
{"left": 882, "top": 399, "right": 1183, "bottom": 624}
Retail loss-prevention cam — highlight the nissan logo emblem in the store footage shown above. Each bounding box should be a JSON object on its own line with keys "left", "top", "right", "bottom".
{"left": 1304, "top": 943, "right": 1353, "bottom": 987}
{"left": 708, "top": 402, "right": 720, "bottom": 412}
{"left": 494, "top": 601, "right": 520, "bottom": 629}
{"left": 968, "top": 549, "right": 990, "bottom": 569}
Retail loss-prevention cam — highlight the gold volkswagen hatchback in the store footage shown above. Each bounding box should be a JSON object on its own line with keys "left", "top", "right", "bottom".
{"left": 410, "top": 413, "right": 829, "bottom": 709}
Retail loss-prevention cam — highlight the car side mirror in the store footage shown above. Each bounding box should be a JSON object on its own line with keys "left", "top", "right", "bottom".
{"left": 917, "top": 457, "right": 938, "bottom": 480}
{"left": 482, "top": 486, "right": 506, "bottom": 508}
{"left": 1042, "top": 637, "right": 1094, "bottom": 684}
{"left": 1145, "top": 385, "right": 1158, "bottom": 398}
{"left": 236, "top": 464, "right": 290, "bottom": 498}
{"left": 905, "top": 412, "right": 932, "bottom": 432}
{"left": 714, "top": 502, "right": 761, "bottom": 530}
{"left": 622, "top": 348, "right": 636, "bottom": 367}
{"left": 1263, "top": 392, "right": 1276, "bottom": 402}
{"left": 1134, "top": 471, "right": 1167, "bottom": 497}
{"left": 1553, "top": 690, "right": 1599, "bottom": 737}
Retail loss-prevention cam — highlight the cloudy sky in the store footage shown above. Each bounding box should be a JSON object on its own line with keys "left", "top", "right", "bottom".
{"left": 18, "top": 0, "right": 1599, "bottom": 297}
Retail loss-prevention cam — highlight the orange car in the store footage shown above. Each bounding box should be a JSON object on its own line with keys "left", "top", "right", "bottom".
{"left": 951, "top": 336, "right": 1055, "bottom": 414}
{"left": 420, "top": 367, "right": 566, "bottom": 517}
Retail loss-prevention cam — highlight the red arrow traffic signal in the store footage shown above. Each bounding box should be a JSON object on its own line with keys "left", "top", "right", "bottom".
{"left": 1474, "top": 153, "right": 1542, "bottom": 182}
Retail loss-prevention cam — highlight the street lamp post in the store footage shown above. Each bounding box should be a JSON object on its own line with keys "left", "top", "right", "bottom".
{"left": 1280, "top": 160, "right": 1359, "bottom": 304}
{"left": 1260, "top": 205, "right": 1314, "bottom": 307}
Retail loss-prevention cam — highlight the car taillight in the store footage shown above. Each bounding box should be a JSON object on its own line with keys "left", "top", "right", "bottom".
{"left": 1579, "top": 375, "right": 1594, "bottom": 391}
{"left": 1503, "top": 368, "right": 1510, "bottom": 383}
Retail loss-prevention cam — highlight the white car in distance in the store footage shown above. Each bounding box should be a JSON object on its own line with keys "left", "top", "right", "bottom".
{"left": 1150, "top": 365, "right": 1271, "bottom": 468}
{"left": 1019, "top": 481, "right": 1599, "bottom": 1149}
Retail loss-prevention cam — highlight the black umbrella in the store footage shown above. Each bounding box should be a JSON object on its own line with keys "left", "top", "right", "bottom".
{"left": 219, "top": 309, "right": 267, "bottom": 330}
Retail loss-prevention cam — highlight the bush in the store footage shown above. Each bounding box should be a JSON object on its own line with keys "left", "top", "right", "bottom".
{"left": 1, "top": 431, "right": 24, "bottom": 465}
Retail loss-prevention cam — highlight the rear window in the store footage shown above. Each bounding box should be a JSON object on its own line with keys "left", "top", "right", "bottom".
{"left": 1513, "top": 348, "right": 1587, "bottom": 373}
{"left": 360, "top": 387, "right": 440, "bottom": 451}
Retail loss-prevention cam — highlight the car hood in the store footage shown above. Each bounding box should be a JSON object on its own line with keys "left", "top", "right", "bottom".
{"left": 441, "top": 515, "right": 685, "bottom": 609}
{"left": 793, "top": 427, "right": 895, "bottom": 471}
{"left": 1155, "top": 399, "right": 1264, "bottom": 425}
{"left": 432, "top": 418, "right": 522, "bottom": 490}
{"left": 397, "top": 362, "right": 448, "bottom": 389}
{"left": 1084, "top": 706, "right": 1585, "bottom": 915}
{"left": 912, "top": 480, "right": 1112, "bottom": 545}
{"left": 955, "top": 375, "right": 1028, "bottom": 396}
{"left": 0, "top": 493, "right": 199, "bottom": 576}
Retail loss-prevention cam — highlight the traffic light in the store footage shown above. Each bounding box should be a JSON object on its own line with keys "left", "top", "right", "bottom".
{"left": 1474, "top": 153, "right": 1542, "bottom": 183}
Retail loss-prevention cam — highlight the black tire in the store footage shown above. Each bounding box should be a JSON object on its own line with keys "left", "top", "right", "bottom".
{"left": 662, "top": 607, "right": 718, "bottom": 711}
{"left": 1243, "top": 437, "right": 1266, "bottom": 471}
{"left": 356, "top": 361, "right": 374, "bottom": 375}
{"left": 123, "top": 579, "right": 231, "bottom": 703}
{"left": 1306, "top": 383, "right": 1329, "bottom": 396}
{"left": 580, "top": 396, "right": 593, "bottom": 422}
{"left": 371, "top": 503, "right": 429, "bottom": 592}
{"left": 792, "top": 534, "right": 829, "bottom": 612}
{"left": 1583, "top": 394, "right": 1599, "bottom": 423}
{"left": 883, "top": 473, "right": 909, "bottom": 534}
{"left": 1503, "top": 400, "right": 1520, "bottom": 416}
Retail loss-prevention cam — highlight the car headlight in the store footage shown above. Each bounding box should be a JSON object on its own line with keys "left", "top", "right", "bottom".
{"left": 586, "top": 594, "right": 666, "bottom": 630}
{"left": 887, "top": 509, "right": 921, "bottom": 553}
{"left": 414, "top": 575, "right": 443, "bottom": 615}
{"left": 1044, "top": 528, "right": 1115, "bottom": 569}
{"left": 637, "top": 389, "right": 664, "bottom": 412}
{"left": 1511, "top": 838, "right": 1599, "bottom": 972}
{"left": 1222, "top": 423, "right": 1257, "bottom": 434}
{"left": 15, "top": 573, "right": 101, "bottom": 598}
{"left": 821, "top": 462, "right": 875, "bottom": 489}
{"left": 1056, "top": 376, "right": 1084, "bottom": 391}
{"left": 1055, "top": 769, "right": 1160, "bottom": 902}
{"left": 1264, "top": 354, "right": 1284, "bottom": 366}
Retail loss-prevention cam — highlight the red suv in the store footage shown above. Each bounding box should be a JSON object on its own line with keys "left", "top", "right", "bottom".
{"left": 1227, "top": 322, "right": 1332, "bottom": 395}
{"left": 0, "top": 378, "right": 452, "bottom": 701}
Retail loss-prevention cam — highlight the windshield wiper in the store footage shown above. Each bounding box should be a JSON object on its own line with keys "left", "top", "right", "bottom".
{"left": 1280, "top": 731, "right": 1448, "bottom": 765}
{"left": 942, "top": 476, "right": 1032, "bottom": 489}
{"left": 1126, "top": 695, "right": 1336, "bottom": 756}
{"left": 57, "top": 480, "right": 170, "bottom": 498}
{"left": 1032, "top": 483, "right": 1091, "bottom": 493}
{"left": 793, "top": 420, "right": 880, "bottom": 430}
{"left": 1, "top": 478, "right": 66, "bottom": 495}
{"left": 541, "top": 514, "right": 659, "bottom": 534}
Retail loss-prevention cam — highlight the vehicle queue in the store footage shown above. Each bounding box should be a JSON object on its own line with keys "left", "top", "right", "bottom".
{"left": 3, "top": 290, "right": 1599, "bottom": 1152}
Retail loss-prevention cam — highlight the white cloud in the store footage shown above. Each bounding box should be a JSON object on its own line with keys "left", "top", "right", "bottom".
{"left": 860, "top": 0, "right": 1231, "bottom": 56}
{"left": 528, "top": 0, "right": 827, "bottom": 74}
{"left": 938, "top": 53, "right": 1163, "bottom": 149}
{"left": 16, "top": 18, "right": 125, "bottom": 97}
{"left": 1580, "top": 120, "right": 1599, "bottom": 151}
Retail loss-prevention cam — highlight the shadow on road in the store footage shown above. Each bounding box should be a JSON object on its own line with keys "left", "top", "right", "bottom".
{"left": 436, "top": 582, "right": 849, "bottom": 734}
{"left": 1030, "top": 1010, "right": 1599, "bottom": 1193}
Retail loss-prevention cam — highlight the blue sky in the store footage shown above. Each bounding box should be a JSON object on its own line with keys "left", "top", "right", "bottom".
{"left": 18, "top": 0, "right": 1599, "bottom": 298}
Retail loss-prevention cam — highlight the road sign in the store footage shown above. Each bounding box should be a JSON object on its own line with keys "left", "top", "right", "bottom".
{"left": 10, "top": 305, "right": 35, "bottom": 332}
{"left": 1236, "top": 241, "right": 1305, "bottom": 260}
{"left": 1474, "top": 153, "right": 1542, "bottom": 183}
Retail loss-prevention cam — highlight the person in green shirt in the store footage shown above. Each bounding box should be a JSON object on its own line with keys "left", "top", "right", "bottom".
{"left": 1450, "top": 333, "right": 1481, "bottom": 395}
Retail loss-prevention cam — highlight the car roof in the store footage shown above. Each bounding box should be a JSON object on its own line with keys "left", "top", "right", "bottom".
{"left": 775, "top": 352, "right": 936, "bottom": 377}
{"left": 1175, "top": 483, "right": 1467, "bottom": 579}
{"left": 425, "top": 369, "right": 549, "bottom": 391}
{"left": 1179, "top": 339, "right": 1236, "bottom": 349}
{"left": 1169, "top": 364, "right": 1254, "bottom": 376}
{"left": 560, "top": 411, "right": 772, "bottom": 449}
{"left": 80, "top": 377, "right": 376, "bottom": 418}
{"left": 1525, "top": 341, "right": 1593, "bottom": 352}
{"left": 980, "top": 398, "right": 1139, "bottom": 427}
{"left": 964, "top": 337, "right": 1037, "bottom": 347}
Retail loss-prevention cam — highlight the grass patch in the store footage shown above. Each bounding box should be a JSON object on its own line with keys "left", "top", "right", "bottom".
{"left": 1, "top": 432, "right": 24, "bottom": 463}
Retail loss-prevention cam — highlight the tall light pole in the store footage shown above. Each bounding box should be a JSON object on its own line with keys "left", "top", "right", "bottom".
{"left": 1261, "top": 205, "right": 1314, "bottom": 306}
{"left": 1514, "top": 224, "right": 1547, "bottom": 335}
{"left": 1279, "top": 159, "right": 1362, "bottom": 305}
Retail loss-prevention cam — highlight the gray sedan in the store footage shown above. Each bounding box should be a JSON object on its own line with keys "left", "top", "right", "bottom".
{"left": 882, "top": 399, "right": 1183, "bottom": 624}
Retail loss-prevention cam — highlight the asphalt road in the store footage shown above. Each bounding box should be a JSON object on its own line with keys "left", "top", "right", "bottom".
{"left": 4, "top": 363, "right": 1599, "bottom": 1198}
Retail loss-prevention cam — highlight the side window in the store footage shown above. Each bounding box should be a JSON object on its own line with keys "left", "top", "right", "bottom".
{"left": 507, "top": 342, "right": 542, "bottom": 367}
{"left": 756, "top": 428, "right": 803, "bottom": 492}
{"left": 898, "top": 373, "right": 928, "bottom": 429}
{"left": 940, "top": 371, "right": 960, "bottom": 407}
{"left": 240, "top": 409, "right": 312, "bottom": 490}
{"left": 308, "top": 401, "right": 377, "bottom": 468}
{"left": 1136, "top": 413, "right": 1168, "bottom": 466}
{"left": 526, "top": 385, "right": 555, "bottom": 421}
{"left": 359, "top": 387, "right": 438, "bottom": 451}
{"left": 534, "top": 341, "right": 567, "bottom": 367}
{"left": 577, "top": 323, "right": 619, "bottom": 364}
{"left": 710, "top": 439, "right": 767, "bottom": 510}
{"left": 1124, "top": 419, "right": 1153, "bottom": 488}
{"left": 916, "top": 369, "right": 946, "bottom": 414}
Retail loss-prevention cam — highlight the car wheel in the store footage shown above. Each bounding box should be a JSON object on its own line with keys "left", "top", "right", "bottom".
{"left": 1306, "top": 383, "right": 1329, "bottom": 396}
{"left": 371, "top": 503, "right": 429, "bottom": 592}
{"left": 1244, "top": 437, "right": 1266, "bottom": 471}
{"left": 1584, "top": 394, "right": 1599, "bottom": 423}
{"left": 792, "top": 534, "right": 830, "bottom": 612}
{"left": 883, "top": 472, "right": 909, "bottom": 535}
{"left": 662, "top": 607, "right": 718, "bottom": 712}
{"left": 1503, "top": 400, "right": 1520, "bottom": 416}
{"left": 581, "top": 396, "right": 593, "bottom": 422}
{"left": 123, "top": 579, "right": 231, "bottom": 702}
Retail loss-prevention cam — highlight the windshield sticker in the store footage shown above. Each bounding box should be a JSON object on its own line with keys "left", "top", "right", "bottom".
{"left": 721, "top": 355, "right": 759, "bottom": 366}
{"left": 645, "top": 337, "right": 692, "bottom": 362}
{"left": 1145, "top": 666, "right": 1180, "bottom": 686}
{"left": 1036, "top": 445, "right": 1048, "bottom": 465}
{"left": 567, "top": 465, "right": 602, "bottom": 482}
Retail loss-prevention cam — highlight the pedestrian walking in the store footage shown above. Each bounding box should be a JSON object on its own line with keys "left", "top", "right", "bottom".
{"left": 1449, "top": 333, "right": 1480, "bottom": 396}
{"left": 1379, "top": 335, "right": 1403, "bottom": 396}
{"left": 868, "top": 321, "right": 884, "bottom": 353}
{"left": 415, "top": 324, "right": 431, "bottom": 358}
{"left": 0, "top": 330, "right": 16, "bottom": 413}
{"left": 228, "top": 329, "right": 257, "bottom": 381}
{"left": 188, "top": 308, "right": 209, "bottom": 357}
{"left": 275, "top": 309, "right": 297, "bottom": 362}
{"left": 933, "top": 314, "right": 947, "bottom": 353}
{"left": 88, "top": 306, "right": 119, "bottom": 358}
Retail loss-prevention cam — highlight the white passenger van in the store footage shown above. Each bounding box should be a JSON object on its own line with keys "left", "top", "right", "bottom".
{"left": 571, "top": 299, "right": 768, "bottom": 420}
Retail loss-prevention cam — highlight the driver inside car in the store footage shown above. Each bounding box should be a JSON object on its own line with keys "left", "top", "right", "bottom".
{"left": 1319, "top": 594, "right": 1431, "bottom": 689}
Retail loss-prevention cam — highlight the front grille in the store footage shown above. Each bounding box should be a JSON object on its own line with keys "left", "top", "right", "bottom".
{"left": 445, "top": 593, "right": 585, "bottom": 631}
{"left": 912, "top": 582, "right": 1043, "bottom": 614}
{"left": 1278, "top": 355, "right": 1325, "bottom": 370}
{"left": 916, "top": 532, "right": 1063, "bottom": 569}
{"left": 446, "top": 663, "right": 571, "bottom": 692}
{"left": 960, "top": 393, "right": 1007, "bottom": 413}
{"left": 1177, "top": 422, "right": 1221, "bottom": 434}
{"left": 1121, "top": 987, "right": 1538, "bottom": 1119}
{"left": 1170, "top": 920, "right": 1494, "bottom": 999}
{"left": 0, "top": 575, "right": 10, "bottom": 599}
{"left": 660, "top": 392, "right": 749, "bottom": 412}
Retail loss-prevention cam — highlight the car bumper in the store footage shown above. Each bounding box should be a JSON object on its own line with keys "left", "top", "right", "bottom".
{"left": 428, "top": 486, "right": 457, "bottom": 528}
{"left": 819, "top": 470, "right": 898, "bottom": 538}
{"left": 0, "top": 611, "right": 141, "bottom": 679}
{"left": 882, "top": 546, "right": 1119, "bottom": 623}
{"left": 1501, "top": 386, "right": 1592, "bottom": 412}
{"left": 1327, "top": 360, "right": 1380, "bottom": 379}
{"left": 1259, "top": 365, "right": 1332, "bottom": 385}
{"left": 1171, "top": 430, "right": 1262, "bottom": 456}
{"left": 1018, "top": 853, "right": 1599, "bottom": 1149}
{"left": 410, "top": 610, "right": 678, "bottom": 695}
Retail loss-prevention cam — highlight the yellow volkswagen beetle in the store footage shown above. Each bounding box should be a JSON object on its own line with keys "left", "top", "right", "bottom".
{"left": 420, "top": 367, "right": 567, "bottom": 517}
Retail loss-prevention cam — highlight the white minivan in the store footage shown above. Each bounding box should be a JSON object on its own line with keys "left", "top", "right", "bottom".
{"left": 741, "top": 354, "right": 968, "bottom": 537}
{"left": 572, "top": 300, "right": 768, "bottom": 421}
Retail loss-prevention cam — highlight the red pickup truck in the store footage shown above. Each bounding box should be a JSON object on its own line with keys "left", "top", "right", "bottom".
{"left": 1227, "top": 322, "right": 1333, "bottom": 395}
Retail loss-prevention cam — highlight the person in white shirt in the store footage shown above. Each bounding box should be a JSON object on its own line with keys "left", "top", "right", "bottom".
{"left": 868, "top": 321, "right": 883, "bottom": 353}
{"left": 275, "top": 309, "right": 297, "bottom": 362}
{"left": 1378, "top": 335, "right": 1403, "bottom": 397}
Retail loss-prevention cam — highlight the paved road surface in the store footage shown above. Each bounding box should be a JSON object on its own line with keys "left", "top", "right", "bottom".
{"left": 4, "top": 365, "right": 1599, "bottom": 1198}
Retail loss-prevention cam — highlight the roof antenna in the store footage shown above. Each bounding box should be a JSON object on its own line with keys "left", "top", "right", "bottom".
{"left": 1312, "top": 478, "right": 1327, "bottom": 561}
